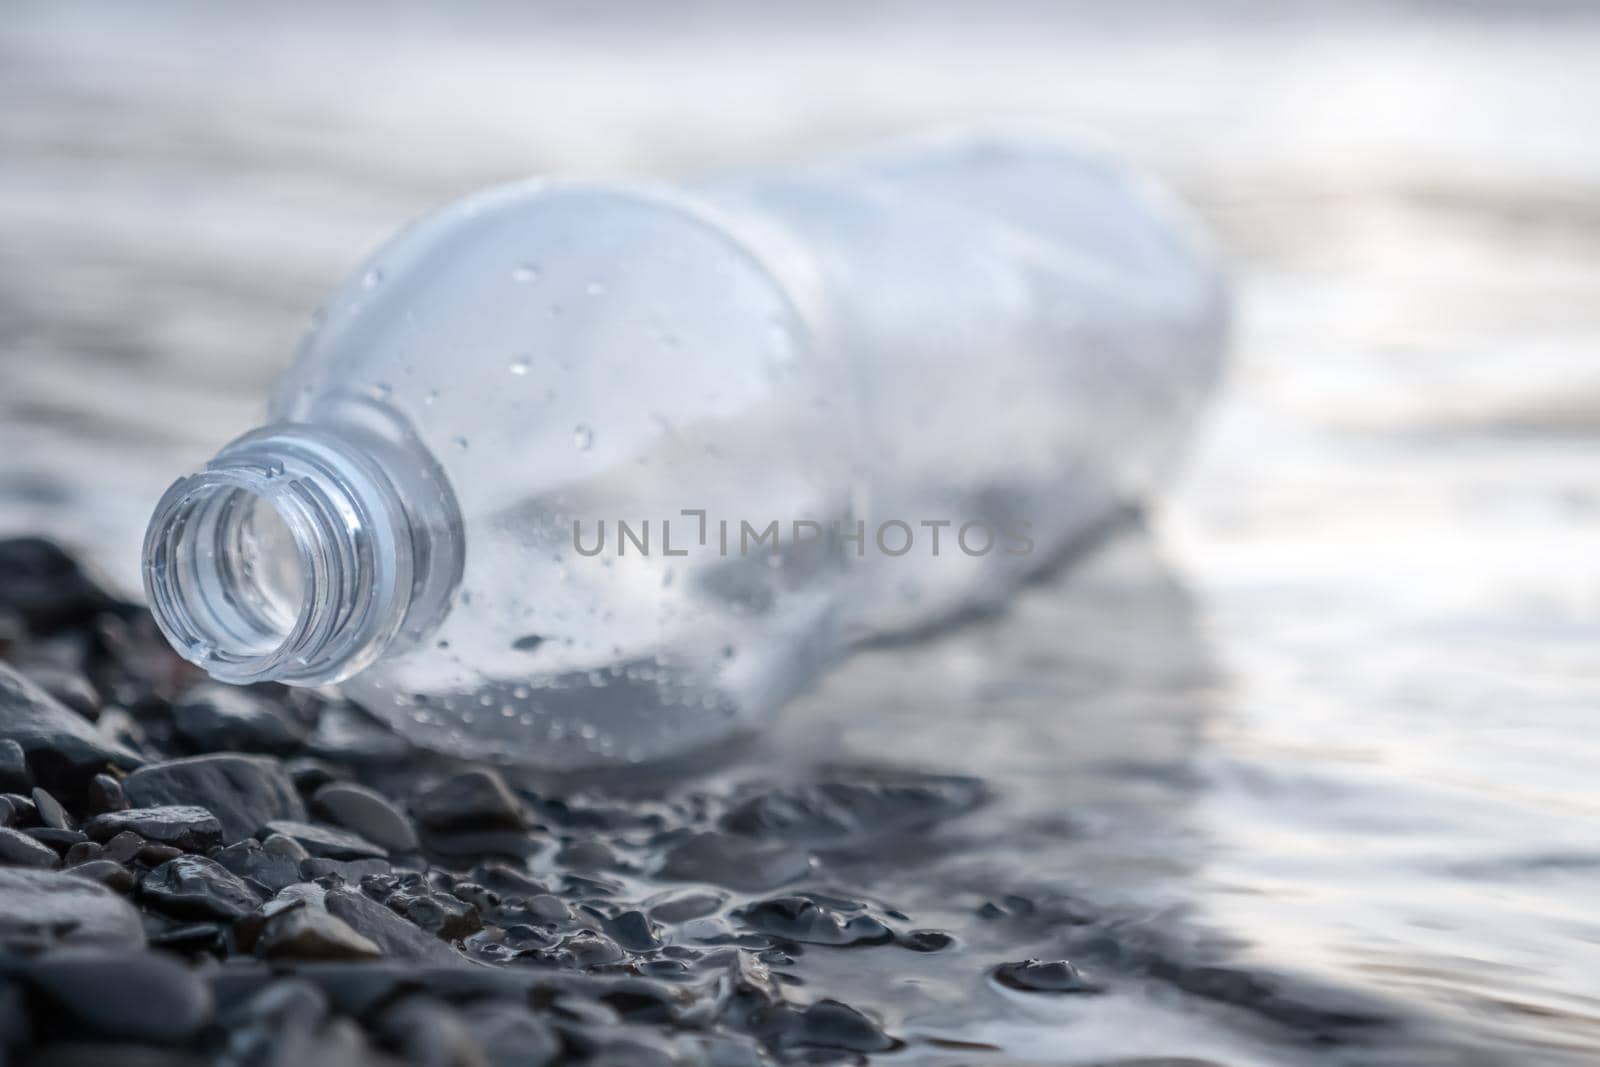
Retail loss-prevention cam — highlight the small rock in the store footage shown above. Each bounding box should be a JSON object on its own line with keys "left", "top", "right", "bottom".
{"left": 20, "top": 665, "right": 101, "bottom": 721}
{"left": 284, "top": 757, "right": 343, "bottom": 793}
{"left": 85, "top": 806, "right": 222, "bottom": 853}
{"left": 18, "top": 948, "right": 214, "bottom": 1042}
{"left": 722, "top": 773, "right": 986, "bottom": 846}
{"left": 256, "top": 904, "right": 383, "bottom": 961}
{"left": 171, "top": 683, "right": 306, "bottom": 755}
{"left": 1, "top": 792, "right": 37, "bottom": 825}
{"left": 647, "top": 889, "right": 726, "bottom": 924}
{"left": 0, "top": 867, "right": 145, "bottom": 948}
{"left": 323, "top": 884, "right": 463, "bottom": 963}
{"left": 604, "top": 910, "right": 663, "bottom": 952}
{"left": 370, "top": 994, "right": 486, "bottom": 1066}
{"left": 62, "top": 841, "right": 102, "bottom": 865}
{"left": 0, "top": 538, "right": 119, "bottom": 632}
{"left": 0, "top": 825, "right": 60, "bottom": 868}
{"left": 123, "top": 754, "right": 305, "bottom": 844}
{"left": 899, "top": 929, "right": 955, "bottom": 952}
{"left": 66, "top": 859, "right": 135, "bottom": 893}
{"left": 377, "top": 882, "right": 481, "bottom": 940}
{"left": 992, "top": 958, "right": 1100, "bottom": 994}
{"left": 300, "top": 857, "right": 391, "bottom": 882}
{"left": 304, "top": 701, "right": 416, "bottom": 765}
{"left": 27, "top": 827, "right": 88, "bottom": 852}
{"left": 140, "top": 854, "right": 263, "bottom": 920}
{"left": 737, "top": 894, "right": 893, "bottom": 946}
{"left": 87, "top": 773, "right": 127, "bottom": 814}
{"left": 413, "top": 769, "right": 524, "bottom": 831}
{"left": 459, "top": 1001, "right": 561, "bottom": 1067}
{"left": 312, "top": 782, "right": 418, "bottom": 853}
{"left": 260, "top": 820, "right": 386, "bottom": 860}
{"left": 775, "top": 999, "right": 897, "bottom": 1053}
{"left": 31, "top": 786, "right": 73, "bottom": 830}
{"left": 0, "top": 663, "right": 141, "bottom": 790}
{"left": 138, "top": 842, "right": 185, "bottom": 865}
{"left": 212, "top": 839, "right": 304, "bottom": 895}
{"left": 0, "top": 739, "right": 32, "bottom": 793}
{"left": 101, "top": 831, "right": 145, "bottom": 863}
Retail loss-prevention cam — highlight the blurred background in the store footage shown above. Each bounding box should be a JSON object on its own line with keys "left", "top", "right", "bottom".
{"left": 3, "top": 1, "right": 1599, "bottom": 1063}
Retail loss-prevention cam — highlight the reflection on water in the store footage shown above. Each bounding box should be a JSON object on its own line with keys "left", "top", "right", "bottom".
{"left": 4, "top": 1, "right": 1600, "bottom": 1062}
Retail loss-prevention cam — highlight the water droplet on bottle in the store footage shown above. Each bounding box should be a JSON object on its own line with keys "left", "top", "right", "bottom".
{"left": 362, "top": 267, "right": 384, "bottom": 289}
{"left": 370, "top": 382, "right": 393, "bottom": 400}
{"left": 511, "top": 263, "right": 540, "bottom": 283}
{"left": 573, "top": 424, "right": 593, "bottom": 451}
{"left": 454, "top": 436, "right": 470, "bottom": 450}
{"left": 585, "top": 280, "right": 605, "bottom": 297}
{"left": 509, "top": 357, "right": 531, "bottom": 376}
{"left": 424, "top": 389, "right": 439, "bottom": 406}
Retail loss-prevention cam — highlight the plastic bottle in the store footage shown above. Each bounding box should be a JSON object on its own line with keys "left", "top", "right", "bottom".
{"left": 142, "top": 127, "right": 1227, "bottom": 768}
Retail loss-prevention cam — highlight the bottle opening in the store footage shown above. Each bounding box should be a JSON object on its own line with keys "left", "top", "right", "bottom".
{"left": 145, "top": 470, "right": 319, "bottom": 679}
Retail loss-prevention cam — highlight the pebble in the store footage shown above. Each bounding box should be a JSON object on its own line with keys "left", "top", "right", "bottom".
{"left": 211, "top": 838, "right": 306, "bottom": 894}
{"left": 770, "top": 999, "right": 898, "bottom": 1053}
{"left": 0, "top": 538, "right": 118, "bottom": 631}
{"left": 0, "top": 662, "right": 141, "bottom": 788}
{"left": 85, "top": 806, "right": 223, "bottom": 852}
{"left": 0, "top": 824, "right": 61, "bottom": 868}
{"left": 62, "top": 840, "right": 102, "bottom": 865}
{"left": 20, "top": 664, "right": 101, "bottom": 720}
{"left": 171, "top": 683, "right": 306, "bottom": 755}
{"left": 66, "top": 858, "right": 135, "bottom": 893}
{"left": 369, "top": 879, "right": 482, "bottom": 940}
{"left": 123, "top": 754, "right": 305, "bottom": 844}
{"left": 87, "top": 773, "right": 127, "bottom": 813}
{"left": 721, "top": 773, "right": 985, "bottom": 845}
{"left": 311, "top": 781, "right": 418, "bottom": 853}
{"left": 413, "top": 768, "right": 525, "bottom": 831}
{"left": 992, "top": 958, "right": 1101, "bottom": 994}
{"left": 0, "top": 866, "right": 145, "bottom": 948}
{"left": 15, "top": 948, "right": 214, "bottom": 1042}
{"left": 139, "top": 854, "right": 263, "bottom": 921}
{"left": 101, "top": 831, "right": 145, "bottom": 863}
{"left": 31, "top": 786, "right": 74, "bottom": 829}
{"left": 259, "top": 819, "right": 386, "bottom": 860}
{"left": 459, "top": 1000, "right": 561, "bottom": 1067}
{"left": 0, "top": 738, "right": 33, "bottom": 793}
{"left": 370, "top": 994, "right": 486, "bottom": 1065}
{"left": 737, "top": 894, "right": 894, "bottom": 946}
{"left": 322, "top": 884, "right": 464, "bottom": 962}
{"left": 256, "top": 903, "right": 383, "bottom": 961}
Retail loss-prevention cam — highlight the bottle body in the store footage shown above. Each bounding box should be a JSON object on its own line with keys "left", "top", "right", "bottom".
{"left": 144, "top": 128, "right": 1226, "bottom": 768}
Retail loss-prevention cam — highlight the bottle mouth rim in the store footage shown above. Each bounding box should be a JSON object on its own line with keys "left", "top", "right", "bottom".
{"left": 143, "top": 467, "right": 330, "bottom": 684}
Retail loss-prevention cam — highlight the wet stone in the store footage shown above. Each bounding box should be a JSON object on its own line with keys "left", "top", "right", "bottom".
{"left": 101, "top": 831, "right": 144, "bottom": 863}
{"left": 85, "top": 806, "right": 222, "bottom": 852}
{"left": 0, "top": 824, "right": 60, "bottom": 868}
{"left": 370, "top": 994, "right": 484, "bottom": 1066}
{"left": 140, "top": 854, "right": 263, "bottom": 920}
{"left": 21, "top": 664, "right": 101, "bottom": 721}
{"left": 311, "top": 781, "right": 418, "bottom": 853}
{"left": 459, "top": 1000, "right": 561, "bottom": 1067}
{"left": 647, "top": 889, "right": 726, "bottom": 924}
{"left": 0, "top": 866, "right": 145, "bottom": 948}
{"left": 138, "top": 842, "right": 184, "bottom": 865}
{"left": 67, "top": 858, "right": 135, "bottom": 893}
{"left": 992, "top": 958, "right": 1101, "bottom": 994}
{"left": 322, "top": 884, "right": 464, "bottom": 962}
{"left": 413, "top": 768, "right": 525, "bottom": 831}
{"left": 171, "top": 683, "right": 306, "bottom": 755}
{"left": 0, "top": 738, "right": 33, "bottom": 793}
{"left": 87, "top": 772, "right": 127, "bottom": 814}
{"left": 62, "top": 840, "right": 101, "bottom": 865}
{"left": 0, "top": 537, "right": 120, "bottom": 632}
{"left": 27, "top": 827, "right": 88, "bottom": 852}
{"left": 17, "top": 948, "right": 215, "bottom": 1043}
{"left": 31, "top": 786, "right": 74, "bottom": 829}
{"left": 736, "top": 894, "right": 894, "bottom": 946}
{"left": 769, "top": 999, "right": 898, "bottom": 1054}
{"left": 899, "top": 929, "right": 956, "bottom": 952}
{"left": 260, "top": 819, "right": 386, "bottom": 860}
{"left": 604, "top": 909, "right": 663, "bottom": 952}
{"left": 2, "top": 792, "right": 37, "bottom": 825}
{"left": 211, "top": 838, "right": 305, "bottom": 895}
{"left": 373, "top": 880, "right": 482, "bottom": 940}
{"left": 123, "top": 754, "right": 305, "bottom": 844}
{"left": 722, "top": 773, "right": 986, "bottom": 846}
{"left": 256, "top": 903, "right": 384, "bottom": 961}
{"left": 300, "top": 856, "right": 392, "bottom": 882}
{"left": 0, "top": 662, "right": 141, "bottom": 789}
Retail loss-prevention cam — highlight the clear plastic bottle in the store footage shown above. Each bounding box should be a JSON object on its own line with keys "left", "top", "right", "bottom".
{"left": 142, "top": 127, "right": 1226, "bottom": 768}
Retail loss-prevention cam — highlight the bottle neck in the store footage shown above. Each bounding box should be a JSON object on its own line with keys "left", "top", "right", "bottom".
{"left": 143, "top": 420, "right": 453, "bottom": 686}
